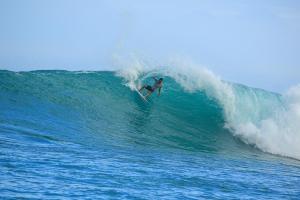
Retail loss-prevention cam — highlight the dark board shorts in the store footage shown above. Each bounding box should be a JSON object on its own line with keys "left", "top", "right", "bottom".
{"left": 145, "top": 85, "right": 154, "bottom": 92}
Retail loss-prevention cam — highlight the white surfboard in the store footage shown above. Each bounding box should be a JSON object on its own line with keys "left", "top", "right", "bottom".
{"left": 135, "top": 87, "right": 148, "bottom": 102}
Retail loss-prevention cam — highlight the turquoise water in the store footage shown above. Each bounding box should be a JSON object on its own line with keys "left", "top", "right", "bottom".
{"left": 0, "top": 70, "right": 300, "bottom": 199}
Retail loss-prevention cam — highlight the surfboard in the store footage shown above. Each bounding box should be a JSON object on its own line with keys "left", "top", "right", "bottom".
{"left": 135, "top": 88, "right": 148, "bottom": 102}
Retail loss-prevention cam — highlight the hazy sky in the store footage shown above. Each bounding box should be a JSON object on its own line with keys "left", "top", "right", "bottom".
{"left": 0, "top": 0, "right": 299, "bottom": 92}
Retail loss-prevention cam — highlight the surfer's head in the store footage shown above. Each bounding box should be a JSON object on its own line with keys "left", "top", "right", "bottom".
{"left": 159, "top": 78, "right": 164, "bottom": 83}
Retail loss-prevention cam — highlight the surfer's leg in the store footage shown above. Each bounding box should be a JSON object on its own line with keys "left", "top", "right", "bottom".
{"left": 145, "top": 85, "right": 153, "bottom": 91}
{"left": 139, "top": 85, "right": 146, "bottom": 92}
{"left": 144, "top": 85, "right": 154, "bottom": 98}
{"left": 141, "top": 85, "right": 151, "bottom": 92}
{"left": 145, "top": 91, "right": 152, "bottom": 98}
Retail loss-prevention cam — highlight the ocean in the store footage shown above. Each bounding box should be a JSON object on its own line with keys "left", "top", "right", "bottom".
{"left": 0, "top": 67, "right": 300, "bottom": 199}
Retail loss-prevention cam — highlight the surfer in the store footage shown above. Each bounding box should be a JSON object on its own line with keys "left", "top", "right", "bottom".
{"left": 139, "top": 77, "right": 163, "bottom": 98}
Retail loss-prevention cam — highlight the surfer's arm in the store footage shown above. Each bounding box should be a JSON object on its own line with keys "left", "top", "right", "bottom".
{"left": 152, "top": 77, "right": 158, "bottom": 81}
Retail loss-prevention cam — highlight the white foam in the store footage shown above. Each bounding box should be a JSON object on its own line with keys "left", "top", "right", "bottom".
{"left": 115, "top": 56, "right": 146, "bottom": 90}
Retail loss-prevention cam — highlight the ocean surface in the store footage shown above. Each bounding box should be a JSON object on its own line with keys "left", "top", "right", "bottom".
{"left": 1, "top": 68, "right": 300, "bottom": 199}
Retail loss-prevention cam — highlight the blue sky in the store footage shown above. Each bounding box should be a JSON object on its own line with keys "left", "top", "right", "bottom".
{"left": 0, "top": 0, "right": 299, "bottom": 92}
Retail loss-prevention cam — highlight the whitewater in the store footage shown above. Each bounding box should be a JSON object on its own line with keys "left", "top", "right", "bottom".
{"left": 0, "top": 65, "right": 300, "bottom": 199}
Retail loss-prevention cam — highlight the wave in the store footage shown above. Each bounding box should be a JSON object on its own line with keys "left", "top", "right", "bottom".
{"left": 0, "top": 65, "right": 299, "bottom": 159}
